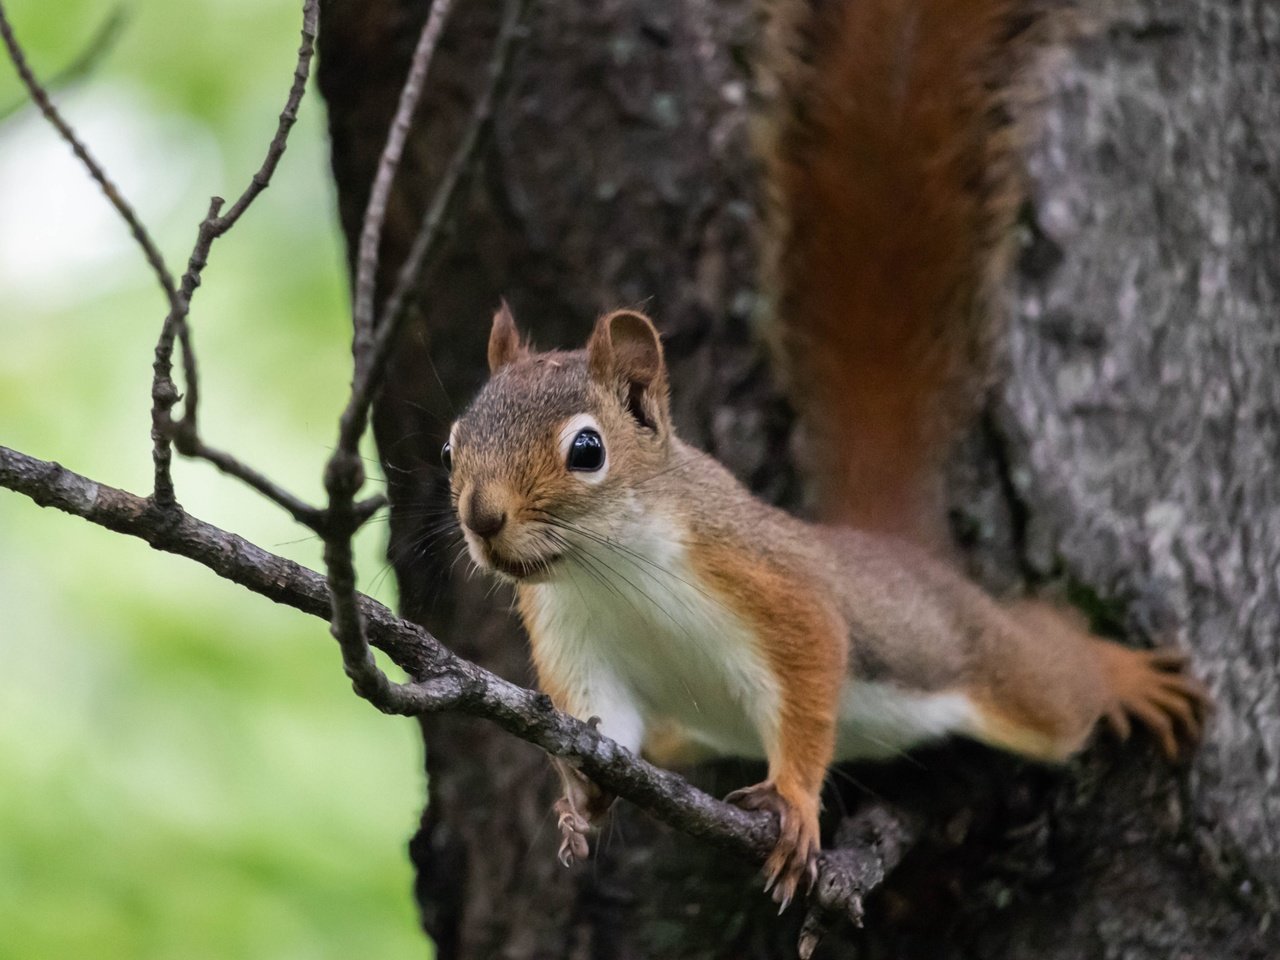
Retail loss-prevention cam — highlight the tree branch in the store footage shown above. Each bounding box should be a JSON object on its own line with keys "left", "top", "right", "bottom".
{"left": 0, "top": 4, "right": 125, "bottom": 123}
{"left": 798, "top": 804, "right": 923, "bottom": 958}
{"left": 0, "top": 0, "right": 915, "bottom": 939}
{"left": 153, "top": 0, "right": 321, "bottom": 506}
{"left": 0, "top": 444, "right": 908, "bottom": 930}
{"left": 374, "top": 0, "right": 525, "bottom": 369}
{"left": 349, "top": 0, "right": 455, "bottom": 376}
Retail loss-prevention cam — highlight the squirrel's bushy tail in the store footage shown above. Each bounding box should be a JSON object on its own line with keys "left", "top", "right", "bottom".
{"left": 761, "top": 0, "right": 1054, "bottom": 547}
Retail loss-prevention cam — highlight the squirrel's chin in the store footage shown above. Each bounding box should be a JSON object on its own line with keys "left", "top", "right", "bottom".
{"left": 486, "top": 550, "right": 564, "bottom": 583}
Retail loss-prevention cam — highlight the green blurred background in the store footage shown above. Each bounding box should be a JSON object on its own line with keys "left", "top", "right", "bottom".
{"left": 0, "top": 1, "right": 427, "bottom": 957}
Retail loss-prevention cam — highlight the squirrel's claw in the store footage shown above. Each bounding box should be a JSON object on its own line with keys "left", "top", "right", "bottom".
{"left": 556, "top": 833, "right": 588, "bottom": 868}
{"left": 726, "top": 779, "right": 819, "bottom": 912}
{"left": 554, "top": 796, "right": 592, "bottom": 867}
{"left": 1104, "top": 646, "right": 1212, "bottom": 761}
{"left": 724, "top": 779, "right": 783, "bottom": 811}
{"left": 765, "top": 828, "right": 818, "bottom": 912}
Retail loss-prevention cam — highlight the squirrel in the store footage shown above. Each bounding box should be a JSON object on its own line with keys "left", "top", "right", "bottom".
{"left": 440, "top": 0, "right": 1208, "bottom": 911}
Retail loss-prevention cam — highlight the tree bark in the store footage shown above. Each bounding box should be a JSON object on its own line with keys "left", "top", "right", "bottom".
{"left": 316, "top": 0, "right": 1278, "bottom": 956}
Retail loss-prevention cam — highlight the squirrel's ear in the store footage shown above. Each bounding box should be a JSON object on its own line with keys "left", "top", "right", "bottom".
{"left": 587, "top": 310, "right": 669, "bottom": 431}
{"left": 487, "top": 299, "right": 528, "bottom": 374}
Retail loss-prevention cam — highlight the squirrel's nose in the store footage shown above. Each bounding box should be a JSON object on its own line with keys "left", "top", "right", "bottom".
{"left": 468, "top": 508, "right": 507, "bottom": 539}
{"left": 463, "top": 487, "right": 508, "bottom": 539}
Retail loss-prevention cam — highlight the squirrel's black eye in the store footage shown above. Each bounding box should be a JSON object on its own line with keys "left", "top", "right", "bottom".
{"left": 441, "top": 441, "right": 453, "bottom": 472}
{"left": 566, "top": 429, "right": 605, "bottom": 472}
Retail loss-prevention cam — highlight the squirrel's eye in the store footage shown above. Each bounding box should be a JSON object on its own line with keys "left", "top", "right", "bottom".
{"left": 441, "top": 441, "right": 453, "bottom": 472}
{"left": 566, "top": 429, "right": 604, "bottom": 472}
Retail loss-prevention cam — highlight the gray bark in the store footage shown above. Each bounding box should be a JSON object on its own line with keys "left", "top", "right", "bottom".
{"left": 988, "top": 0, "right": 1280, "bottom": 951}
{"left": 316, "top": 0, "right": 1278, "bottom": 956}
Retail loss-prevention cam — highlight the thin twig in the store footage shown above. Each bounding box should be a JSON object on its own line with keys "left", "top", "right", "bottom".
{"left": 151, "top": 0, "right": 320, "bottom": 506}
{"left": 0, "top": 0, "right": 322, "bottom": 510}
{"left": 216, "top": 4, "right": 317, "bottom": 232}
{"left": 0, "top": 442, "right": 911, "bottom": 915}
{"left": 365, "top": 0, "right": 524, "bottom": 434}
{"left": 319, "top": 0, "right": 522, "bottom": 716}
{"left": 322, "top": 0, "right": 460, "bottom": 714}
{"left": 0, "top": 0, "right": 177, "bottom": 306}
{"left": 0, "top": 0, "right": 185, "bottom": 508}
{"left": 174, "top": 434, "right": 330, "bottom": 529}
{"left": 0, "top": 443, "right": 765, "bottom": 848}
{"left": 150, "top": 196, "right": 221, "bottom": 507}
{"left": 349, "top": 0, "right": 455, "bottom": 376}
{"left": 0, "top": 5, "right": 126, "bottom": 123}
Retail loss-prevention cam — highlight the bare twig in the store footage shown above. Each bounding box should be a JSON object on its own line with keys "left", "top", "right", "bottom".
{"left": 349, "top": 0, "right": 455, "bottom": 377}
{"left": 150, "top": 196, "right": 221, "bottom": 508}
{"left": 369, "top": 0, "right": 524, "bottom": 414}
{"left": 0, "top": 0, "right": 180, "bottom": 508}
{"left": 0, "top": 1, "right": 177, "bottom": 306}
{"left": 320, "top": 0, "right": 463, "bottom": 714}
{"left": 0, "top": 5, "right": 126, "bottom": 123}
{"left": 0, "top": 444, "right": 770, "bottom": 846}
{"left": 798, "top": 804, "right": 923, "bottom": 958}
{"left": 152, "top": 0, "right": 320, "bottom": 506}
{"left": 171, "top": 433, "right": 330, "bottom": 528}
{"left": 1, "top": 441, "right": 913, "bottom": 914}
{"left": 316, "top": 0, "right": 523, "bottom": 718}
{"left": 215, "top": 5, "right": 318, "bottom": 232}
{"left": 0, "top": 0, "right": 921, "bottom": 936}
{"left": 169, "top": 428, "right": 384, "bottom": 531}
{"left": 0, "top": 0, "right": 322, "bottom": 512}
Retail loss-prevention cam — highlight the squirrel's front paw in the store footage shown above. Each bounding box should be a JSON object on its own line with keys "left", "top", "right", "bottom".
{"left": 554, "top": 795, "right": 592, "bottom": 867}
{"left": 726, "top": 779, "right": 820, "bottom": 911}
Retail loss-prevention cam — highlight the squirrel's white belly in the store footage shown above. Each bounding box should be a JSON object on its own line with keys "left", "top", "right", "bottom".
{"left": 522, "top": 521, "right": 780, "bottom": 759}
{"left": 834, "top": 681, "right": 981, "bottom": 760}
{"left": 522, "top": 517, "right": 980, "bottom": 764}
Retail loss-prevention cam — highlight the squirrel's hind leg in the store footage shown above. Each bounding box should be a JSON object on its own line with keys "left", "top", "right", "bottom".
{"left": 1092, "top": 642, "right": 1210, "bottom": 759}
{"left": 553, "top": 754, "right": 614, "bottom": 867}
{"left": 970, "top": 600, "right": 1209, "bottom": 763}
{"left": 530, "top": 663, "right": 644, "bottom": 868}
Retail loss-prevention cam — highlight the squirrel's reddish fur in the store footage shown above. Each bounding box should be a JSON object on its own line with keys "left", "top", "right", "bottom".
{"left": 764, "top": 0, "right": 1042, "bottom": 547}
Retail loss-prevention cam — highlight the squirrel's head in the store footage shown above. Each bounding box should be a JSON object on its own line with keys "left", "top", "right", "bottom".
{"left": 445, "top": 303, "right": 673, "bottom": 582}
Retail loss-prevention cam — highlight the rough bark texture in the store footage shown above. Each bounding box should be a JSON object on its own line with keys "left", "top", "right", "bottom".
{"left": 317, "top": 0, "right": 1278, "bottom": 957}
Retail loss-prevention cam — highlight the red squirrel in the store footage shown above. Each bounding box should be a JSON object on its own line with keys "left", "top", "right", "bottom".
{"left": 441, "top": 0, "right": 1208, "bottom": 911}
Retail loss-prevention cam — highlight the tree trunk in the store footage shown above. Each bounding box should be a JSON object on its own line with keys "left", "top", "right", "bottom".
{"left": 316, "top": 0, "right": 1278, "bottom": 956}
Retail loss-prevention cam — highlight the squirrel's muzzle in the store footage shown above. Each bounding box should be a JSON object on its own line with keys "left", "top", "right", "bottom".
{"left": 462, "top": 486, "right": 508, "bottom": 540}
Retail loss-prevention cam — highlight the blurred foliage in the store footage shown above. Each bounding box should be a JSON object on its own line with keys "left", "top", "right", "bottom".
{"left": 0, "top": 1, "right": 429, "bottom": 957}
